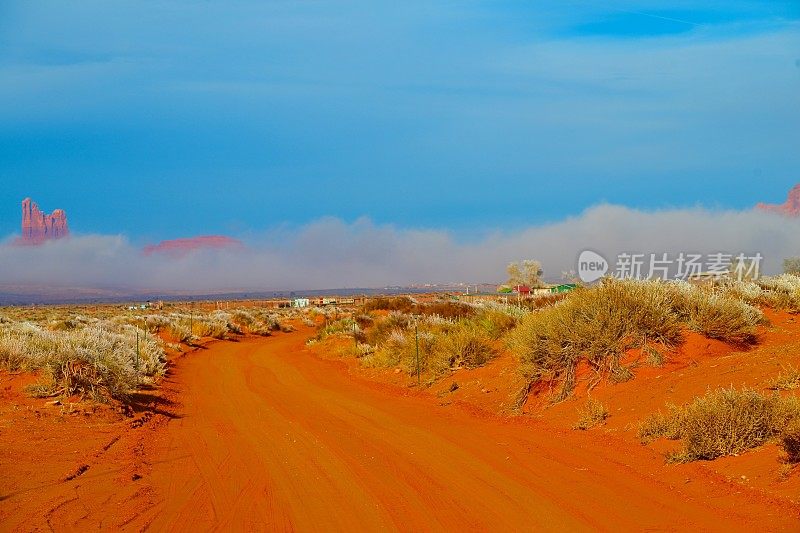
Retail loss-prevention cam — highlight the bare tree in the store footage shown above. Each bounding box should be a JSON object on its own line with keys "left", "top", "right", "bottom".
{"left": 506, "top": 260, "right": 544, "bottom": 288}
{"left": 784, "top": 257, "right": 800, "bottom": 276}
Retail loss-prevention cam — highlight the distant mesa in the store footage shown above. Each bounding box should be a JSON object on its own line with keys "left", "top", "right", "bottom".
{"left": 756, "top": 184, "right": 800, "bottom": 217}
{"left": 17, "top": 198, "right": 69, "bottom": 245}
{"left": 143, "top": 235, "right": 244, "bottom": 257}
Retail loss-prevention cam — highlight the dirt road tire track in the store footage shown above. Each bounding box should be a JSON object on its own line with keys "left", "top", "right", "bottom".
{"left": 140, "top": 332, "right": 799, "bottom": 531}
{"left": 3, "top": 329, "right": 799, "bottom": 531}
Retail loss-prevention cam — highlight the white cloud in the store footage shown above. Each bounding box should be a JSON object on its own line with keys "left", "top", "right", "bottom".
{"left": 1, "top": 204, "right": 798, "bottom": 295}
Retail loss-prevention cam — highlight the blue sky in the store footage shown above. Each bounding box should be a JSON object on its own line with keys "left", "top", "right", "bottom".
{"left": 1, "top": 1, "right": 798, "bottom": 244}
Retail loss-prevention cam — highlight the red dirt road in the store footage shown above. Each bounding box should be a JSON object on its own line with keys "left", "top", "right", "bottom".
{"left": 3, "top": 330, "right": 799, "bottom": 530}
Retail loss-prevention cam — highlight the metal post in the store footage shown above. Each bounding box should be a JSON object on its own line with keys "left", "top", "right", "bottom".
{"left": 353, "top": 320, "right": 358, "bottom": 355}
{"left": 415, "top": 321, "right": 420, "bottom": 386}
{"left": 136, "top": 326, "right": 140, "bottom": 370}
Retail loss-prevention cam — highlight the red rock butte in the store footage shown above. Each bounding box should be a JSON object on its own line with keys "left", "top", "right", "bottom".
{"left": 19, "top": 198, "right": 69, "bottom": 244}
{"left": 143, "top": 235, "right": 244, "bottom": 257}
{"left": 756, "top": 184, "right": 800, "bottom": 217}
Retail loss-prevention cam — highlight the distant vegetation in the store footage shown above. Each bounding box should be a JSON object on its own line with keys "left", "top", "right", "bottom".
{"left": 506, "top": 259, "right": 545, "bottom": 288}
{"left": 316, "top": 300, "right": 520, "bottom": 379}
{"left": 312, "top": 274, "right": 800, "bottom": 407}
{"left": 784, "top": 257, "right": 800, "bottom": 275}
{"left": 0, "top": 305, "right": 298, "bottom": 401}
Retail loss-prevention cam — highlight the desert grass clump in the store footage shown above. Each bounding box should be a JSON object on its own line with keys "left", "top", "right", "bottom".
{"left": 189, "top": 316, "right": 229, "bottom": 339}
{"left": 0, "top": 322, "right": 166, "bottom": 401}
{"left": 416, "top": 300, "right": 475, "bottom": 320}
{"left": 753, "top": 275, "right": 800, "bottom": 312}
{"left": 315, "top": 317, "right": 359, "bottom": 342}
{"left": 364, "top": 312, "right": 413, "bottom": 346}
{"left": 508, "top": 279, "right": 766, "bottom": 400}
{"left": 47, "top": 315, "right": 94, "bottom": 331}
{"left": 638, "top": 388, "right": 800, "bottom": 463}
{"left": 363, "top": 296, "right": 415, "bottom": 313}
{"left": 362, "top": 316, "right": 495, "bottom": 377}
{"left": 681, "top": 293, "right": 763, "bottom": 346}
{"left": 165, "top": 320, "right": 195, "bottom": 343}
{"left": 519, "top": 293, "right": 569, "bottom": 311}
{"left": 429, "top": 322, "right": 494, "bottom": 373}
{"left": 572, "top": 398, "right": 609, "bottom": 430}
{"left": 473, "top": 307, "right": 519, "bottom": 340}
{"left": 769, "top": 365, "right": 800, "bottom": 391}
{"left": 223, "top": 309, "right": 274, "bottom": 336}
{"left": 508, "top": 279, "right": 684, "bottom": 400}
{"left": 780, "top": 421, "right": 800, "bottom": 464}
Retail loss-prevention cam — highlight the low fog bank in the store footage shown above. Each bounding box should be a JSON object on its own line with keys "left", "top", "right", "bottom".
{"left": 1, "top": 205, "right": 799, "bottom": 292}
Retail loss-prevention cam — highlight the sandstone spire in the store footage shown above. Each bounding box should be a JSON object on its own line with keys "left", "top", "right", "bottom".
{"left": 756, "top": 184, "right": 800, "bottom": 217}
{"left": 20, "top": 198, "right": 69, "bottom": 244}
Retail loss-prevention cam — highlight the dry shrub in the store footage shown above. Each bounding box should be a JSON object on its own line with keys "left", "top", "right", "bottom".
{"left": 639, "top": 388, "right": 800, "bottom": 463}
{"left": 508, "top": 279, "right": 765, "bottom": 400}
{"left": 474, "top": 308, "right": 518, "bottom": 339}
{"left": 508, "top": 279, "right": 683, "bottom": 400}
{"left": 416, "top": 301, "right": 475, "bottom": 319}
{"left": 781, "top": 421, "right": 800, "bottom": 464}
{"left": 638, "top": 405, "right": 684, "bottom": 443}
{"left": 755, "top": 275, "right": 800, "bottom": 312}
{"left": 769, "top": 366, "right": 800, "bottom": 391}
{"left": 190, "top": 317, "right": 228, "bottom": 339}
{"left": 519, "top": 293, "right": 569, "bottom": 310}
{"left": 681, "top": 294, "right": 763, "bottom": 346}
{"left": 363, "top": 296, "right": 415, "bottom": 313}
{"left": 364, "top": 312, "right": 413, "bottom": 346}
{"left": 165, "top": 321, "right": 194, "bottom": 343}
{"left": 225, "top": 309, "right": 279, "bottom": 336}
{"left": 573, "top": 398, "right": 609, "bottom": 430}
{"left": 0, "top": 322, "right": 165, "bottom": 401}
{"left": 362, "top": 318, "right": 494, "bottom": 377}
{"left": 431, "top": 322, "right": 493, "bottom": 372}
{"left": 361, "top": 297, "right": 475, "bottom": 320}
{"left": 716, "top": 275, "right": 800, "bottom": 313}
{"left": 315, "top": 317, "right": 359, "bottom": 342}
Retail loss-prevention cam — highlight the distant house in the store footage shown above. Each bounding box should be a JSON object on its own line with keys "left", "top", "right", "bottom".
{"left": 513, "top": 285, "right": 531, "bottom": 295}
{"left": 292, "top": 298, "right": 310, "bottom": 308}
{"left": 550, "top": 284, "right": 577, "bottom": 294}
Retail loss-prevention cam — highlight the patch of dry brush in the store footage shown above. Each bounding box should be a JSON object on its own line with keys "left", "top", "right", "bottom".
{"left": 507, "top": 279, "right": 764, "bottom": 401}
{"left": 638, "top": 388, "right": 800, "bottom": 463}
{"left": 0, "top": 304, "right": 297, "bottom": 401}
{"left": 0, "top": 321, "right": 165, "bottom": 401}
